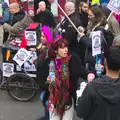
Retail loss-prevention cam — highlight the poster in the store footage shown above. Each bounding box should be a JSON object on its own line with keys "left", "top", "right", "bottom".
{"left": 24, "top": 62, "right": 36, "bottom": 71}
{"left": 0, "top": 3, "right": 2, "bottom": 17}
{"left": 24, "top": 51, "right": 37, "bottom": 71}
{"left": 92, "top": 31, "right": 101, "bottom": 56}
{"left": 16, "top": 65, "right": 22, "bottom": 71}
{"left": 3, "top": 63, "right": 14, "bottom": 77}
{"left": 25, "top": 31, "right": 37, "bottom": 46}
{"left": 13, "top": 48, "right": 30, "bottom": 67}
{"left": 51, "top": 0, "right": 58, "bottom": 16}
{"left": 107, "top": 0, "right": 120, "bottom": 14}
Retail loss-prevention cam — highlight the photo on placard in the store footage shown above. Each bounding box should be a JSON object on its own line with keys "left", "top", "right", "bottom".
{"left": 3, "top": 63, "right": 14, "bottom": 77}
{"left": 13, "top": 48, "right": 30, "bottom": 67}
{"left": 25, "top": 31, "right": 37, "bottom": 46}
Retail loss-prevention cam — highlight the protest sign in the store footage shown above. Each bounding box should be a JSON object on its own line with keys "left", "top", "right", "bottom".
{"left": 107, "top": 0, "right": 120, "bottom": 14}
{"left": 92, "top": 31, "right": 101, "bottom": 56}
{"left": 3, "top": 63, "right": 14, "bottom": 77}
{"left": 13, "top": 48, "right": 30, "bottom": 67}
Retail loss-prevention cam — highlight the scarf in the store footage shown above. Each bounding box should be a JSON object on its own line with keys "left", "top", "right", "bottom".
{"left": 47, "top": 56, "right": 71, "bottom": 120}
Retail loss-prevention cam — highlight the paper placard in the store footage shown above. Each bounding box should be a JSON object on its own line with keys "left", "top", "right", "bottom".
{"left": 3, "top": 63, "right": 14, "bottom": 77}
{"left": 24, "top": 51, "right": 37, "bottom": 71}
{"left": 16, "top": 65, "right": 22, "bottom": 71}
{"left": 24, "top": 62, "right": 36, "bottom": 71}
{"left": 13, "top": 48, "right": 30, "bottom": 67}
{"left": 92, "top": 31, "right": 101, "bottom": 56}
{"left": 107, "top": 0, "right": 120, "bottom": 14}
{"left": 25, "top": 31, "right": 37, "bottom": 46}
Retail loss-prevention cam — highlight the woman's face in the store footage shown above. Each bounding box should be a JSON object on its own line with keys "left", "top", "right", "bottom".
{"left": 56, "top": 44, "right": 68, "bottom": 58}
{"left": 41, "top": 32, "right": 47, "bottom": 44}
{"left": 88, "top": 11, "right": 95, "bottom": 20}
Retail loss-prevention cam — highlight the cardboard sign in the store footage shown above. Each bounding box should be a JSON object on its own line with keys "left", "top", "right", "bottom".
{"left": 13, "top": 48, "right": 30, "bottom": 67}
{"left": 92, "top": 31, "right": 101, "bottom": 56}
{"left": 3, "top": 63, "right": 14, "bottom": 77}
{"left": 25, "top": 31, "right": 37, "bottom": 46}
{"left": 107, "top": 0, "right": 120, "bottom": 14}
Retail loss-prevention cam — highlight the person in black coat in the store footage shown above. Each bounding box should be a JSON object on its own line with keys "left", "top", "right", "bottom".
{"left": 77, "top": 5, "right": 113, "bottom": 74}
{"left": 37, "top": 38, "right": 95, "bottom": 120}
{"left": 9, "top": 2, "right": 25, "bottom": 26}
{"left": 59, "top": 2, "right": 83, "bottom": 58}
{"left": 34, "top": 1, "right": 56, "bottom": 28}
{"left": 78, "top": 1, "right": 89, "bottom": 29}
{"left": 76, "top": 46, "right": 120, "bottom": 120}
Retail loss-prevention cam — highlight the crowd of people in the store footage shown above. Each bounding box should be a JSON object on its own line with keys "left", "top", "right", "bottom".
{"left": 1, "top": 0, "right": 120, "bottom": 120}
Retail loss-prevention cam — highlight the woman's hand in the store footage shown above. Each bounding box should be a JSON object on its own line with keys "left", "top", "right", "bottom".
{"left": 87, "top": 73, "right": 95, "bottom": 83}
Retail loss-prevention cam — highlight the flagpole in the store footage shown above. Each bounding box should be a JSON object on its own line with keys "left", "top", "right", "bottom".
{"left": 56, "top": 1, "right": 81, "bottom": 34}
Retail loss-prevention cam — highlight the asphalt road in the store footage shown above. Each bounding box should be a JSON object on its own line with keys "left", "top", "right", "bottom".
{"left": 0, "top": 90, "right": 81, "bottom": 120}
{"left": 0, "top": 90, "right": 44, "bottom": 120}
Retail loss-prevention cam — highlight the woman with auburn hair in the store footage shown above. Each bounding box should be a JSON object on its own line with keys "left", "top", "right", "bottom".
{"left": 46, "top": 38, "right": 95, "bottom": 120}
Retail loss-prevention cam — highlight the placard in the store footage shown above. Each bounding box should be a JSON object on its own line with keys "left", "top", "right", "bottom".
{"left": 92, "top": 31, "right": 101, "bottom": 56}
{"left": 13, "top": 48, "right": 30, "bottom": 67}
{"left": 16, "top": 65, "right": 22, "bottom": 71}
{"left": 24, "top": 51, "right": 37, "bottom": 71}
{"left": 24, "top": 62, "right": 36, "bottom": 71}
{"left": 107, "top": 0, "right": 120, "bottom": 14}
{"left": 25, "top": 31, "right": 37, "bottom": 46}
{"left": 3, "top": 63, "right": 14, "bottom": 77}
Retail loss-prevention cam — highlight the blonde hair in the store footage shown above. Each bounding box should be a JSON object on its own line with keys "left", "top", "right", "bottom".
{"left": 64, "top": 2, "right": 75, "bottom": 15}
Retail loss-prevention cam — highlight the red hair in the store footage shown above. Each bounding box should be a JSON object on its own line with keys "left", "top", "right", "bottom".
{"left": 48, "top": 39, "right": 68, "bottom": 59}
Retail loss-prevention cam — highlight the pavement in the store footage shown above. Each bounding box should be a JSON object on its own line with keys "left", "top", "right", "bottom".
{"left": 0, "top": 90, "right": 44, "bottom": 120}
{"left": 0, "top": 90, "right": 81, "bottom": 120}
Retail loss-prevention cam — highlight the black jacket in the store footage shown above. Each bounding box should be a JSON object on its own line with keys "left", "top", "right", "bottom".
{"left": 60, "top": 13, "right": 82, "bottom": 54}
{"left": 10, "top": 10, "right": 25, "bottom": 25}
{"left": 36, "top": 52, "right": 89, "bottom": 105}
{"left": 34, "top": 10, "right": 56, "bottom": 28}
{"left": 78, "top": 11, "right": 89, "bottom": 29}
{"left": 80, "top": 26, "right": 112, "bottom": 73}
{"left": 76, "top": 75, "right": 120, "bottom": 120}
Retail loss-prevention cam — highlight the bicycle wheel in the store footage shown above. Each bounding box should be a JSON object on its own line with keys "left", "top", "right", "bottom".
{"left": 7, "top": 73, "right": 37, "bottom": 102}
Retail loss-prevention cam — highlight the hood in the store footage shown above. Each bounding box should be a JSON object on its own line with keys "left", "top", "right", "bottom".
{"left": 92, "top": 75, "right": 120, "bottom": 104}
{"left": 2, "top": 2, "right": 8, "bottom": 8}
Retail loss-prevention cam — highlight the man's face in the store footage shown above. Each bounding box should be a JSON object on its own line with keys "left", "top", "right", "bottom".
{"left": 38, "top": 2, "right": 46, "bottom": 12}
{"left": 80, "top": 3, "right": 88, "bottom": 13}
{"left": 9, "top": 6, "right": 15, "bottom": 14}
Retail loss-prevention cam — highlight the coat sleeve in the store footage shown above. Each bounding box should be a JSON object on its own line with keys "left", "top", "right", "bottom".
{"left": 3, "top": 22, "right": 22, "bottom": 35}
{"left": 70, "top": 53, "right": 89, "bottom": 81}
{"left": 79, "top": 35, "right": 92, "bottom": 48}
{"left": 76, "top": 83, "right": 92, "bottom": 118}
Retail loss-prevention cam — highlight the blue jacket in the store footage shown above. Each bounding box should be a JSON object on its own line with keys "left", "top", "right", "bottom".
{"left": 100, "top": 0, "right": 109, "bottom": 4}
{"left": 0, "top": 2, "right": 10, "bottom": 24}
